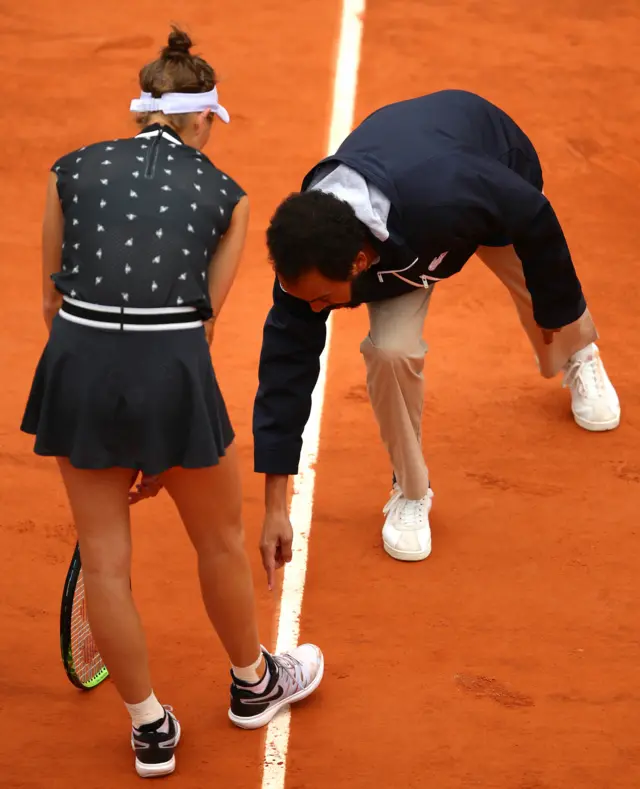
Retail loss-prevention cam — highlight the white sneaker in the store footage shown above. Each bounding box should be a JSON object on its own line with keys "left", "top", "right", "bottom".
{"left": 562, "top": 343, "right": 620, "bottom": 431}
{"left": 381, "top": 484, "right": 433, "bottom": 562}
{"left": 228, "top": 644, "right": 324, "bottom": 729}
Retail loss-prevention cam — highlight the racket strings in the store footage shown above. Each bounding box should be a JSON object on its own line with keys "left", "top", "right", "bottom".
{"left": 69, "top": 571, "right": 107, "bottom": 684}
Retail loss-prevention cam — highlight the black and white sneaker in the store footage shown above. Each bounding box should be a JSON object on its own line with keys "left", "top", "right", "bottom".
{"left": 131, "top": 706, "right": 181, "bottom": 778}
{"left": 228, "top": 644, "right": 324, "bottom": 730}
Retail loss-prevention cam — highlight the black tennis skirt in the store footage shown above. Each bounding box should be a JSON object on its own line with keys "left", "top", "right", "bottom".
{"left": 20, "top": 315, "right": 234, "bottom": 475}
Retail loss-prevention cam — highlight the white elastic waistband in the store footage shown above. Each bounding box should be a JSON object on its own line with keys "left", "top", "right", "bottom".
{"left": 59, "top": 296, "right": 204, "bottom": 331}
{"left": 62, "top": 295, "right": 198, "bottom": 315}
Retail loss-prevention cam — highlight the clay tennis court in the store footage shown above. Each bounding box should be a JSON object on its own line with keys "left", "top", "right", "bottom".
{"left": 1, "top": 0, "right": 639, "bottom": 786}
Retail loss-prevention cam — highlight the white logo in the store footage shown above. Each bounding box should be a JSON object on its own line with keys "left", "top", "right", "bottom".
{"left": 428, "top": 251, "right": 448, "bottom": 271}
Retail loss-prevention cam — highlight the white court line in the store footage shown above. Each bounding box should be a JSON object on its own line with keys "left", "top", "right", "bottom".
{"left": 260, "top": 1, "right": 366, "bottom": 788}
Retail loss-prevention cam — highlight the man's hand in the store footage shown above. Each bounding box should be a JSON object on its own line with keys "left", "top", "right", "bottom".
{"left": 129, "top": 474, "right": 164, "bottom": 505}
{"left": 260, "top": 511, "right": 294, "bottom": 591}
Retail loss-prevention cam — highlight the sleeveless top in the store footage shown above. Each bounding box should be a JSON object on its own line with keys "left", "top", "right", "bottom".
{"left": 50, "top": 123, "right": 245, "bottom": 319}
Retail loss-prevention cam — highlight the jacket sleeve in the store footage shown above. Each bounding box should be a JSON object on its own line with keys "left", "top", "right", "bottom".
{"left": 252, "top": 276, "right": 329, "bottom": 475}
{"left": 411, "top": 155, "right": 587, "bottom": 330}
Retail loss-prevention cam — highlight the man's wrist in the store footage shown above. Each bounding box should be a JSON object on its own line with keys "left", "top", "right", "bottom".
{"left": 265, "top": 474, "right": 289, "bottom": 514}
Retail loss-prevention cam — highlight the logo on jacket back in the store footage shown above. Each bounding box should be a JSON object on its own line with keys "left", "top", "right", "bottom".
{"left": 428, "top": 251, "right": 448, "bottom": 271}
{"left": 376, "top": 250, "right": 450, "bottom": 289}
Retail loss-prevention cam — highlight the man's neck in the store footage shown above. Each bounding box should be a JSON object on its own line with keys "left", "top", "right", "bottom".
{"left": 363, "top": 239, "right": 381, "bottom": 267}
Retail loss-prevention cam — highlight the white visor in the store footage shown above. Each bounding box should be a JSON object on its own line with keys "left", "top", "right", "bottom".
{"left": 129, "top": 86, "right": 229, "bottom": 123}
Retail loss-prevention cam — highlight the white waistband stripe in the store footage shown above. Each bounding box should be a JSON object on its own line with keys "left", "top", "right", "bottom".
{"left": 59, "top": 309, "right": 203, "bottom": 332}
{"left": 62, "top": 295, "right": 197, "bottom": 315}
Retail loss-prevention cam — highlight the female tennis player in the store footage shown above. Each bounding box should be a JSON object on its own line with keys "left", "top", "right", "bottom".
{"left": 21, "top": 27, "right": 323, "bottom": 779}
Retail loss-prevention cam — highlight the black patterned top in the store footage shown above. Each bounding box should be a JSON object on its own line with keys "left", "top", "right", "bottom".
{"left": 50, "top": 123, "right": 245, "bottom": 319}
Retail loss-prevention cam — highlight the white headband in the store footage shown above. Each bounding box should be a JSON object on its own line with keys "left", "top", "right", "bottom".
{"left": 129, "top": 87, "right": 229, "bottom": 123}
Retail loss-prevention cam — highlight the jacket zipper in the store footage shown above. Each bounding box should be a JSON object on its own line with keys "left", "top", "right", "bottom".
{"left": 376, "top": 256, "right": 420, "bottom": 282}
{"left": 391, "top": 272, "right": 445, "bottom": 289}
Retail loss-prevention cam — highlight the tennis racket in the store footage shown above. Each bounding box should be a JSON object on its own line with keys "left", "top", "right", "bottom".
{"left": 59, "top": 470, "right": 147, "bottom": 689}
{"left": 59, "top": 541, "right": 110, "bottom": 690}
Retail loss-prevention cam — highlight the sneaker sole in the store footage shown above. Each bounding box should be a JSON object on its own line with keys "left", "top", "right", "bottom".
{"left": 383, "top": 540, "right": 432, "bottom": 562}
{"left": 573, "top": 412, "right": 620, "bottom": 432}
{"left": 134, "top": 719, "right": 181, "bottom": 779}
{"left": 227, "top": 652, "right": 325, "bottom": 730}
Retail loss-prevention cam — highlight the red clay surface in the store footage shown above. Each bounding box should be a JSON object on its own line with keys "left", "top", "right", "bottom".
{"left": 1, "top": 1, "right": 640, "bottom": 788}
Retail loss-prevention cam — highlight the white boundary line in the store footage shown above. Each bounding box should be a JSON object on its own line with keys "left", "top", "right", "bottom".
{"left": 260, "top": 2, "right": 366, "bottom": 788}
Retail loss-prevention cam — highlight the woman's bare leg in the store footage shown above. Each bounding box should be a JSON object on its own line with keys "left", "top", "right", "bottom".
{"left": 161, "top": 442, "right": 264, "bottom": 676}
{"left": 129, "top": 442, "right": 324, "bottom": 731}
{"left": 56, "top": 460, "right": 159, "bottom": 709}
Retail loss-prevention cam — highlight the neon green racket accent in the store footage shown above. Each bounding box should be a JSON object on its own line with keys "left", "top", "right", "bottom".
{"left": 60, "top": 543, "right": 110, "bottom": 691}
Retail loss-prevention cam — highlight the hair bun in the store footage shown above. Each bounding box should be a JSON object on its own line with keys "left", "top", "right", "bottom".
{"left": 161, "top": 26, "right": 193, "bottom": 59}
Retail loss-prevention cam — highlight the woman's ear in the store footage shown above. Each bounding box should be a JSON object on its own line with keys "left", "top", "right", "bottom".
{"left": 196, "top": 108, "right": 212, "bottom": 128}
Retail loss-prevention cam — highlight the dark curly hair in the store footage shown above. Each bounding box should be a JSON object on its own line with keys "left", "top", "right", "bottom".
{"left": 266, "top": 191, "right": 367, "bottom": 283}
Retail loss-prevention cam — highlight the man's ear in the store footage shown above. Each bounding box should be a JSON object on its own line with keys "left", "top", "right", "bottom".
{"left": 350, "top": 250, "right": 370, "bottom": 277}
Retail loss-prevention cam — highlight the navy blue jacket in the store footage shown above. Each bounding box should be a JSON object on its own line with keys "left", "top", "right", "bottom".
{"left": 253, "top": 90, "right": 586, "bottom": 475}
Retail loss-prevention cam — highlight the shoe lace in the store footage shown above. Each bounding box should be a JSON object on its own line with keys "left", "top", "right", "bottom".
{"left": 272, "top": 652, "right": 307, "bottom": 693}
{"left": 383, "top": 486, "right": 432, "bottom": 528}
{"left": 382, "top": 485, "right": 403, "bottom": 516}
{"left": 397, "top": 497, "right": 427, "bottom": 526}
{"left": 562, "top": 355, "right": 605, "bottom": 398}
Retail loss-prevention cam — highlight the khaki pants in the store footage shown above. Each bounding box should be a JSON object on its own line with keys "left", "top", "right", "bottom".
{"left": 360, "top": 245, "right": 598, "bottom": 500}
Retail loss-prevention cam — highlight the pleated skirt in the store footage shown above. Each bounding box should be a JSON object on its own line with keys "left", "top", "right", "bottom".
{"left": 21, "top": 315, "right": 234, "bottom": 475}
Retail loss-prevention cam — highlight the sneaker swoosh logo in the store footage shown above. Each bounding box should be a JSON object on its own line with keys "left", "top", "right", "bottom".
{"left": 241, "top": 686, "right": 285, "bottom": 705}
{"left": 133, "top": 738, "right": 177, "bottom": 748}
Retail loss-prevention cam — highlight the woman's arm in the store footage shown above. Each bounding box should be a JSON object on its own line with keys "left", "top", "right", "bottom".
{"left": 42, "top": 171, "right": 64, "bottom": 333}
{"left": 205, "top": 194, "right": 250, "bottom": 343}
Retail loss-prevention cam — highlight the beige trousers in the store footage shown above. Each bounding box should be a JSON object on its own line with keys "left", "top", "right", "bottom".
{"left": 359, "top": 245, "right": 598, "bottom": 500}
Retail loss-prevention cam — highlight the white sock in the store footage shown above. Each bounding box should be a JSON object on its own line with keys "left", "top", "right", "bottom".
{"left": 125, "top": 691, "right": 165, "bottom": 729}
{"left": 232, "top": 651, "right": 270, "bottom": 691}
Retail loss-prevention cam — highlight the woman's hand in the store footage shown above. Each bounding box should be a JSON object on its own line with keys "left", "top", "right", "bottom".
{"left": 129, "top": 474, "right": 164, "bottom": 505}
{"left": 204, "top": 317, "right": 216, "bottom": 346}
{"left": 539, "top": 326, "right": 561, "bottom": 345}
{"left": 43, "top": 293, "right": 62, "bottom": 334}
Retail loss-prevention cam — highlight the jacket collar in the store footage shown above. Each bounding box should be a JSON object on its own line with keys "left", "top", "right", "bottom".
{"left": 303, "top": 155, "right": 419, "bottom": 267}
{"left": 134, "top": 123, "right": 184, "bottom": 145}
